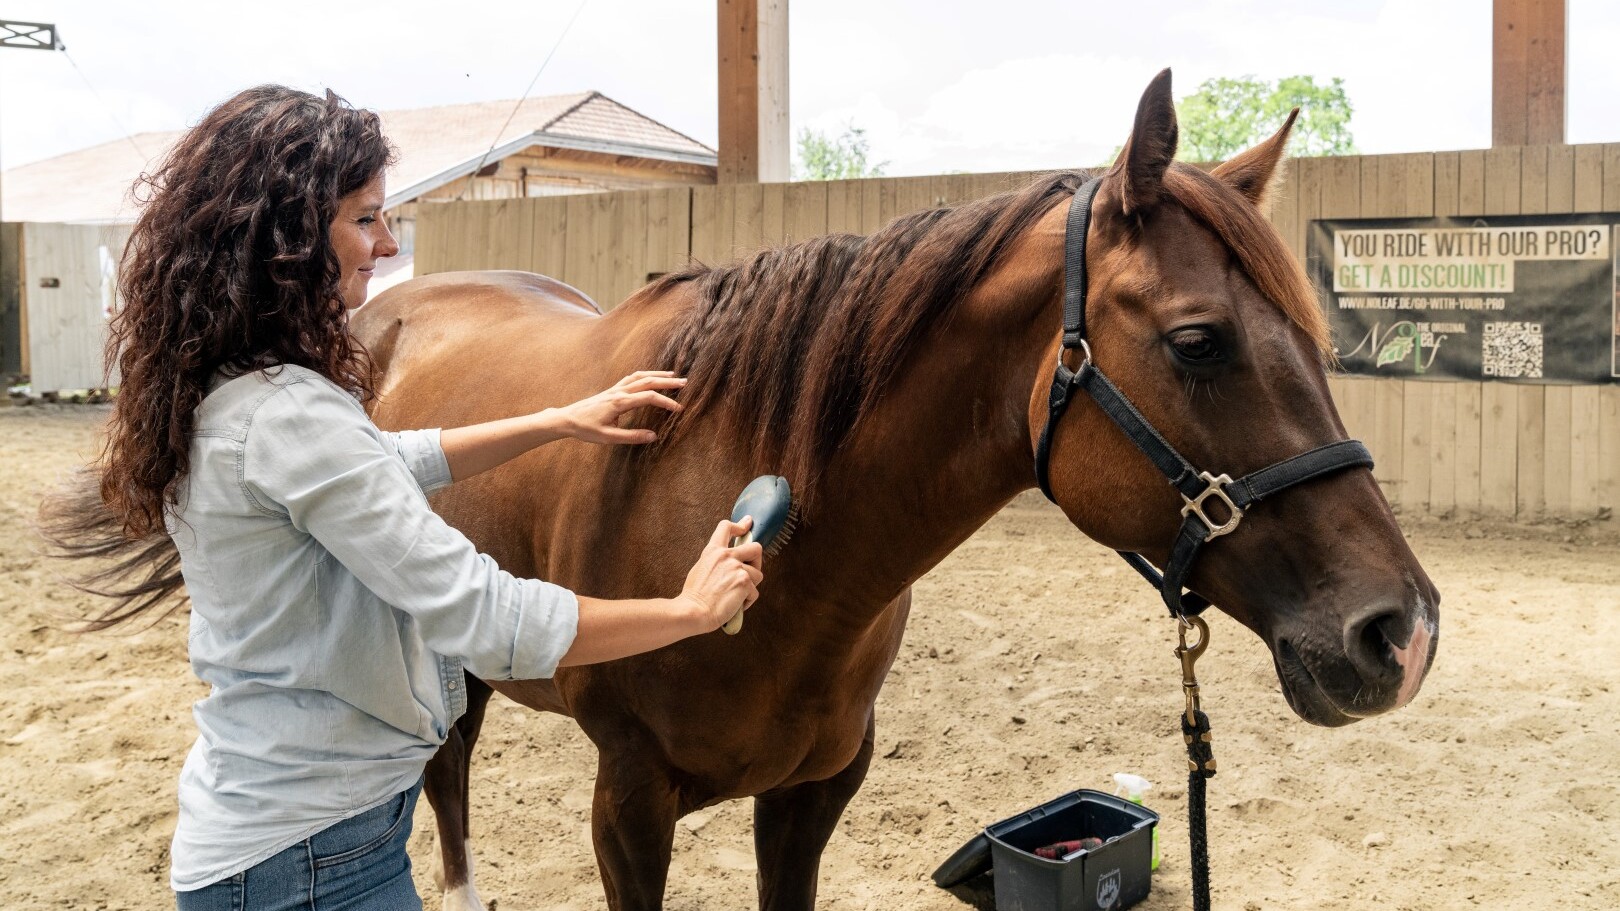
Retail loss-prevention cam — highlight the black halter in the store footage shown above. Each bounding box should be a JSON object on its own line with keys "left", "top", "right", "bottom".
{"left": 1034, "top": 177, "right": 1374, "bottom": 619}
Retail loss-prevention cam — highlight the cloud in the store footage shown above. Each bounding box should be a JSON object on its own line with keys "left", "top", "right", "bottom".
{"left": 5, "top": 0, "right": 1619, "bottom": 180}
{"left": 901, "top": 55, "right": 1161, "bottom": 174}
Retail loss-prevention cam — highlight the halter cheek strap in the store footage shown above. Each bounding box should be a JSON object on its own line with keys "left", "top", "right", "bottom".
{"left": 1034, "top": 177, "right": 1374, "bottom": 618}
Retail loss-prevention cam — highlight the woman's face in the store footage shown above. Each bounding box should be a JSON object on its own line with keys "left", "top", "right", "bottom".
{"left": 331, "top": 173, "right": 399, "bottom": 309}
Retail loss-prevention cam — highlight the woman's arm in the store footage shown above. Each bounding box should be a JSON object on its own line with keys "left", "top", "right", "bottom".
{"left": 440, "top": 371, "right": 686, "bottom": 481}
{"left": 244, "top": 379, "right": 761, "bottom": 680}
{"left": 559, "top": 517, "right": 764, "bottom": 666}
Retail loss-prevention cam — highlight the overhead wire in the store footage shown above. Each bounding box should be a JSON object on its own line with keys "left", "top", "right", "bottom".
{"left": 58, "top": 46, "right": 151, "bottom": 164}
{"left": 456, "top": 0, "right": 593, "bottom": 201}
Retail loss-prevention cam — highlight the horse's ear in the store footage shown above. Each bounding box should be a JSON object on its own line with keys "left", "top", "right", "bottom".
{"left": 1212, "top": 108, "right": 1298, "bottom": 207}
{"left": 1110, "top": 68, "right": 1179, "bottom": 216}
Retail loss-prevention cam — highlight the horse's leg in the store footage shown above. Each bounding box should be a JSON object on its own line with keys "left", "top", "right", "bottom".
{"left": 591, "top": 749, "right": 682, "bottom": 911}
{"left": 752, "top": 712, "right": 877, "bottom": 911}
{"left": 425, "top": 674, "right": 495, "bottom": 911}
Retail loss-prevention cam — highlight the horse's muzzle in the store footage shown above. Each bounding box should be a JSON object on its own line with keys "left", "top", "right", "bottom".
{"left": 1274, "top": 593, "right": 1439, "bottom": 727}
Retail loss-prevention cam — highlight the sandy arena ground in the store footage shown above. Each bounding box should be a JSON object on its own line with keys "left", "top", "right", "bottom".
{"left": 3, "top": 403, "right": 1617, "bottom": 911}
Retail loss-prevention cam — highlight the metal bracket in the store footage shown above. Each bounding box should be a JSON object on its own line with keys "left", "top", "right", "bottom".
{"left": 1, "top": 21, "right": 61, "bottom": 51}
{"left": 1181, "top": 471, "right": 1244, "bottom": 542}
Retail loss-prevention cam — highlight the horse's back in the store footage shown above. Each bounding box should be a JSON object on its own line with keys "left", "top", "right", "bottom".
{"left": 354, "top": 271, "right": 602, "bottom": 393}
{"left": 351, "top": 267, "right": 622, "bottom": 421}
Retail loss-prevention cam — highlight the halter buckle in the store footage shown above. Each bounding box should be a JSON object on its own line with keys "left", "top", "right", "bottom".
{"left": 1181, "top": 471, "right": 1244, "bottom": 542}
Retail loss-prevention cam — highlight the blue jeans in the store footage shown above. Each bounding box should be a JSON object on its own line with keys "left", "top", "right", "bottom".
{"left": 176, "top": 780, "right": 422, "bottom": 911}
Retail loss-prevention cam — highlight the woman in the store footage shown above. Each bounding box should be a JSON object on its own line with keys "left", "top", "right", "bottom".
{"left": 50, "top": 85, "right": 762, "bottom": 909}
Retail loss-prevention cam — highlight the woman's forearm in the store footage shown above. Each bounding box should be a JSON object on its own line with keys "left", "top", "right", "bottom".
{"left": 439, "top": 410, "right": 572, "bottom": 481}
{"left": 557, "top": 595, "right": 709, "bottom": 666}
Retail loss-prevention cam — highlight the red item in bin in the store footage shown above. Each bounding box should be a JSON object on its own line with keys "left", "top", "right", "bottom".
{"left": 1033, "top": 837, "right": 1104, "bottom": 859}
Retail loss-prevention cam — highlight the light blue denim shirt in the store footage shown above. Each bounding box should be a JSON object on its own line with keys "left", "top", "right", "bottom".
{"left": 166, "top": 364, "right": 579, "bottom": 891}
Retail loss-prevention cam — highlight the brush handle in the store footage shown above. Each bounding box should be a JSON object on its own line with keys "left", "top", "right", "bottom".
{"left": 721, "top": 532, "right": 750, "bottom": 635}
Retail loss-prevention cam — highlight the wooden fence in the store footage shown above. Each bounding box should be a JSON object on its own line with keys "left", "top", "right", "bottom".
{"left": 416, "top": 145, "right": 1620, "bottom": 522}
{"left": 8, "top": 223, "right": 130, "bottom": 393}
{"left": 412, "top": 174, "right": 1041, "bottom": 315}
{"left": 1271, "top": 147, "right": 1620, "bottom": 521}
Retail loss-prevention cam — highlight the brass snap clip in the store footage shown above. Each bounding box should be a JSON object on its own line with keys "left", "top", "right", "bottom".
{"left": 1175, "top": 614, "right": 1217, "bottom": 775}
{"left": 1175, "top": 614, "right": 1210, "bottom": 725}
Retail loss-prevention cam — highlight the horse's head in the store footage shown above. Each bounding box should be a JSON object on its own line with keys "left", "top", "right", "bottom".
{"left": 1037, "top": 70, "right": 1438, "bottom": 726}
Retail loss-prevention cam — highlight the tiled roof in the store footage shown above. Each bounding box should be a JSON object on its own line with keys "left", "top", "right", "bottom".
{"left": 2, "top": 91, "right": 715, "bottom": 224}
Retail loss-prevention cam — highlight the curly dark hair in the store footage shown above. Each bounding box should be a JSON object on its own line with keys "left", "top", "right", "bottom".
{"left": 41, "top": 85, "right": 394, "bottom": 629}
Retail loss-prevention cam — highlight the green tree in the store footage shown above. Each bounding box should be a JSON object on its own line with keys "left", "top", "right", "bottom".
{"left": 794, "top": 125, "right": 888, "bottom": 180}
{"left": 1178, "top": 75, "right": 1358, "bottom": 161}
{"left": 1102, "top": 74, "right": 1358, "bottom": 166}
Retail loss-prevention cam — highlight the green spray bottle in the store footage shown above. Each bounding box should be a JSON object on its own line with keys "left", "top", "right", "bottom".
{"left": 1113, "top": 773, "right": 1158, "bottom": 871}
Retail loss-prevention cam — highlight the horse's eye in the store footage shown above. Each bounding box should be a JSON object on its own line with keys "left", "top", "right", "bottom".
{"left": 1169, "top": 329, "right": 1223, "bottom": 365}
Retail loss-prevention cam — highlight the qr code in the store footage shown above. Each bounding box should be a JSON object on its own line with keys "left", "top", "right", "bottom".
{"left": 1482, "top": 321, "right": 1543, "bottom": 378}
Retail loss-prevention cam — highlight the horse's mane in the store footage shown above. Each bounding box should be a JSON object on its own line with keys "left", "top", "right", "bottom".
{"left": 642, "top": 172, "right": 1083, "bottom": 497}
{"left": 643, "top": 166, "right": 1326, "bottom": 501}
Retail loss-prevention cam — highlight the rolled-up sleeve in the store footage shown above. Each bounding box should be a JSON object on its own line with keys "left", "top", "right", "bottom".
{"left": 241, "top": 379, "right": 577, "bottom": 680}
{"left": 382, "top": 429, "right": 454, "bottom": 494}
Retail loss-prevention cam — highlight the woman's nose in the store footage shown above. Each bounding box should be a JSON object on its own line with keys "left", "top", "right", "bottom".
{"left": 377, "top": 220, "right": 400, "bottom": 258}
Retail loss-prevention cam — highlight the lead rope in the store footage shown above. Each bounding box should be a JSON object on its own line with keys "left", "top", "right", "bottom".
{"left": 1176, "top": 615, "right": 1217, "bottom": 911}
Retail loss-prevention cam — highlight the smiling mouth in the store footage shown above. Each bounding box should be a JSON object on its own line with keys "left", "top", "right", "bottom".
{"left": 1275, "top": 640, "right": 1357, "bottom": 728}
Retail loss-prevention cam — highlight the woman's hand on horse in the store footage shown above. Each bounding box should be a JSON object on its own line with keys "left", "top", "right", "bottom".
{"left": 558, "top": 371, "right": 686, "bottom": 445}
{"left": 679, "top": 518, "right": 766, "bottom": 631}
{"left": 440, "top": 372, "right": 685, "bottom": 482}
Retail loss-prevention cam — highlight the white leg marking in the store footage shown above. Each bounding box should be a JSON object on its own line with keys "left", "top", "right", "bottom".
{"left": 441, "top": 839, "right": 486, "bottom": 911}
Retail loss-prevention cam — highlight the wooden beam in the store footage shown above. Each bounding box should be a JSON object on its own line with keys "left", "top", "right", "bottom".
{"left": 717, "top": 0, "right": 789, "bottom": 184}
{"left": 1493, "top": 0, "right": 1566, "bottom": 146}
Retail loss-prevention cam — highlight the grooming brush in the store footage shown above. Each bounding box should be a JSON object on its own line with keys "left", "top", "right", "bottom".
{"left": 721, "top": 475, "right": 798, "bottom": 635}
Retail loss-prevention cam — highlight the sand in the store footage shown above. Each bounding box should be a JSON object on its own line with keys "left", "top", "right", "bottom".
{"left": 3, "top": 403, "right": 1616, "bottom": 911}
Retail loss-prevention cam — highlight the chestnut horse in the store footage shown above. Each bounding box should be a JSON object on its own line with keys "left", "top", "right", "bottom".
{"left": 354, "top": 71, "right": 1439, "bottom": 911}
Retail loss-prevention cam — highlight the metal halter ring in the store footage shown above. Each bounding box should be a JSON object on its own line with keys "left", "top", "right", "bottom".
{"left": 1181, "top": 471, "right": 1244, "bottom": 541}
{"left": 1062, "top": 338, "right": 1093, "bottom": 371}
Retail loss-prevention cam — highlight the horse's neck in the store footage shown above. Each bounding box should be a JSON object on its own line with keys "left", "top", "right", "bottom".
{"left": 783, "top": 227, "right": 1066, "bottom": 615}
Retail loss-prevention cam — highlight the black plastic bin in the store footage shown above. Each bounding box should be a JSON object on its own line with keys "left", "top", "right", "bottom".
{"left": 983, "top": 789, "right": 1158, "bottom": 911}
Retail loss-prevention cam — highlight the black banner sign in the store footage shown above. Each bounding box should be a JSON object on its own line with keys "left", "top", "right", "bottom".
{"left": 1308, "top": 214, "right": 1620, "bottom": 384}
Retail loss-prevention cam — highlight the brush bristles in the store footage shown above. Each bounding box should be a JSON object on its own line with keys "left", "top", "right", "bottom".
{"left": 763, "top": 503, "right": 800, "bottom": 557}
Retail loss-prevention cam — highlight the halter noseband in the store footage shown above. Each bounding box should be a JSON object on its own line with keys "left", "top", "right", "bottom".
{"left": 1034, "top": 177, "right": 1374, "bottom": 618}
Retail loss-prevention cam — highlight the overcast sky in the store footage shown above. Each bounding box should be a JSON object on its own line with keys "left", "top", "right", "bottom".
{"left": 4, "top": 0, "right": 1618, "bottom": 179}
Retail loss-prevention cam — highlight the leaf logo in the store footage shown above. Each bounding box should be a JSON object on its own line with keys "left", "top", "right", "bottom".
{"left": 1377, "top": 335, "right": 1414, "bottom": 368}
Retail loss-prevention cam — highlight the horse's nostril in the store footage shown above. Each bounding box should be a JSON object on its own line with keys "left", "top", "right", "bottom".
{"left": 1347, "top": 606, "right": 1406, "bottom": 683}
{"left": 1372, "top": 614, "right": 1405, "bottom": 652}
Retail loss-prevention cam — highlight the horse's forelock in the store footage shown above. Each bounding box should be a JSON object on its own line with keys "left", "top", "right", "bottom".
{"left": 1161, "top": 163, "right": 1333, "bottom": 359}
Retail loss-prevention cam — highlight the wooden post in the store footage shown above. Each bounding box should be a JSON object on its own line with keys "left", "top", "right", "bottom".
{"left": 1, "top": 22, "right": 68, "bottom": 380}
{"left": 1492, "top": 0, "right": 1566, "bottom": 146}
{"left": 717, "top": 0, "right": 789, "bottom": 184}
{"left": 1, "top": 223, "right": 22, "bottom": 379}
